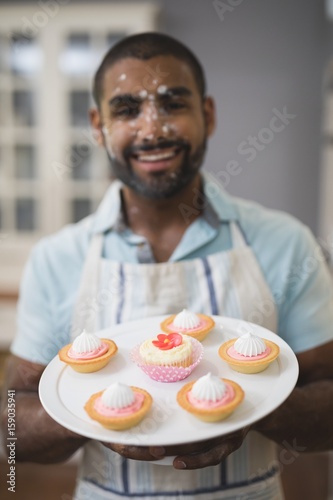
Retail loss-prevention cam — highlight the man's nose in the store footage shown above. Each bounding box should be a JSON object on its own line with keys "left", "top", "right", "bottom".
{"left": 136, "top": 102, "right": 168, "bottom": 142}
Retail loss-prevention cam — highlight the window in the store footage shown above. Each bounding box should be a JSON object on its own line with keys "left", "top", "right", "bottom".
{"left": 0, "top": 3, "right": 159, "bottom": 292}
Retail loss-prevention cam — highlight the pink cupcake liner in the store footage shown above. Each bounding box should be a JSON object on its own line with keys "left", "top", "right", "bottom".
{"left": 130, "top": 338, "right": 204, "bottom": 383}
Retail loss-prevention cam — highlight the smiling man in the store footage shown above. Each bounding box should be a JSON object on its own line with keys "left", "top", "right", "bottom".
{"left": 2, "top": 32, "right": 333, "bottom": 500}
{"left": 91, "top": 55, "right": 212, "bottom": 202}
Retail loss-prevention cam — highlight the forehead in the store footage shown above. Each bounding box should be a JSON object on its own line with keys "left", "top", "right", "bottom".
{"left": 101, "top": 55, "right": 199, "bottom": 98}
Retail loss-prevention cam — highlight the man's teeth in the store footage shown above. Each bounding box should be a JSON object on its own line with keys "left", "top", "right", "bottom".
{"left": 137, "top": 150, "right": 177, "bottom": 162}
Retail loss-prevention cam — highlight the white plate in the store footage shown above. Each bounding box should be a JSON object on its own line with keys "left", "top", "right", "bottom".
{"left": 39, "top": 315, "right": 299, "bottom": 447}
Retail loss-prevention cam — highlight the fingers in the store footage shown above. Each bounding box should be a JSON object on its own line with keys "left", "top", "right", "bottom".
{"left": 103, "top": 442, "right": 150, "bottom": 461}
{"left": 173, "top": 439, "right": 236, "bottom": 470}
{"left": 162, "top": 443, "right": 204, "bottom": 457}
{"left": 101, "top": 442, "right": 166, "bottom": 461}
{"left": 101, "top": 427, "right": 251, "bottom": 467}
{"left": 173, "top": 427, "right": 251, "bottom": 470}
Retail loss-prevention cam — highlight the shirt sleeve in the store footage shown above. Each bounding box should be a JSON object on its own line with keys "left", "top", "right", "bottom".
{"left": 278, "top": 225, "right": 333, "bottom": 353}
{"left": 10, "top": 240, "right": 71, "bottom": 365}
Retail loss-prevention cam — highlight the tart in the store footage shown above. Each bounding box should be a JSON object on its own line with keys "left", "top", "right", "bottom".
{"left": 160, "top": 309, "right": 215, "bottom": 341}
{"left": 85, "top": 382, "right": 152, "bottom": 430}
{"left": 177, "top": 373, "right": 244, "bottom": 422}
{"left": 218, "top": 332, "right": 279, "bottom": 374}
{"left": 58, "top": 329, "right": 118, "bottom": 373}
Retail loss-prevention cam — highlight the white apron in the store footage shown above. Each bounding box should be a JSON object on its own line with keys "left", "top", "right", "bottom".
{"left": 71, "top": 222, "right": 284, "bottom": 500}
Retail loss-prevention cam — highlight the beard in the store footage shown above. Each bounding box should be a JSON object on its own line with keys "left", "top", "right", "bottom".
{"left": 106, "top": 137, "right": 207, "bottom": 200}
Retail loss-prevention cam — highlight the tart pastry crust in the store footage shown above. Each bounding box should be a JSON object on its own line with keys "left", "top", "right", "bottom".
{"left": 177, "top": 378, "right": 244, "bottom": 422}
{"left": 58, "top": 338, "right": 118, "bottom": 373}
{"left": 218, "top": 338, "right": 279, "bottom": 374}
{"left": 160, "top": 314, "right": 215, "bottom": 341}
{"left": 85, "top": 387, "right": 152, "bottom": 430}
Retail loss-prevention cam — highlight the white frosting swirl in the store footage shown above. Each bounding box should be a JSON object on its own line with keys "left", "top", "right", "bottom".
{"left": 101, "top": 382, "right": 135, "bottom": 409}
{"left": 234, "top": 332, "right": 266, "bottom": 356}
{"left": 71, "top": 329, "right": 102, "bottom": 354}
{"left": 173, "top": 309, "right": 200, "bottom": 329}
{"left": 191, "top": 373, "right": 226, "bottom": 402}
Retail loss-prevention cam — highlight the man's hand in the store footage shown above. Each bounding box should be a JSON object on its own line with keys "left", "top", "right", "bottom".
{"left": 1, "top": 355, "right": 87, "bottom": 463}
{"left": 170, "top": 426, "right": 250, "bottom": 469}
{"left": 101, "top": 426, "right": 250, "bottom": 469}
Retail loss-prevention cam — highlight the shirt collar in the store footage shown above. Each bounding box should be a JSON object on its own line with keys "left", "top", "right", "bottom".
{"left": 90, "top": 180, "right": 123, "bottom": 234}
{"left": 201, "top": 170, "right": 239, "bottom": 222}
{"left": 90, "top": 171, "right": 239, "bottom": 235}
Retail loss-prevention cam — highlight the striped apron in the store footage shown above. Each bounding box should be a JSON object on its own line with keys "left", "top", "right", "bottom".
{"left": 71, "top": 222, "right": 284, "bottom": 500}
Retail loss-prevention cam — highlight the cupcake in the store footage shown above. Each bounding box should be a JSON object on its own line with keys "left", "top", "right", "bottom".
{"left": 139, "top": 332, "right": 193, "bottom": 367}
{"left": 85, "top": 382, "right": 152, "bottom": 430}
{"left": 58, "top": 329, "right": 118, "bottom": 373}
{"left": 131, "top": 332, "right": 203, "bottom": 383}
{"left": 218, "top": 332, "right": 279, "bottom": 374}
{"left": 160, "top": 309, "right": 215, "bottom": 341}
{"left": 177, "top": 373, "right": 244, "bottom": 422}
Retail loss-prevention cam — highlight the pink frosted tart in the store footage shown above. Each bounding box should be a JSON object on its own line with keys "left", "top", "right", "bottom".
{"left": 218, "top": 332, "right": 280, "bottom": 374}
{"left": 160, "top": 309, "right": 215, "bottom": 341}
{"left": 58, "top": 329, "right": 118, "bottom": 373}
{"left": 85, "top": 382, "right": 152, "bottom": 430}
{"left": 177, "top": 373, "right": 244, "bottom": 422}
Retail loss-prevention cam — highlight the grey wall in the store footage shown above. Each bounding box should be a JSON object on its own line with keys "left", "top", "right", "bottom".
{"left": 156, "top": 0, "right": 329, "bottom": 233}
{"left": 1, "top": 0, "right": 330, "bottom": 233}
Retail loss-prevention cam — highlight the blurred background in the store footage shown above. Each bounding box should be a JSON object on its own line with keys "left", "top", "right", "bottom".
{"left": 0, "top": 0, "right": 333, "bottom": 498}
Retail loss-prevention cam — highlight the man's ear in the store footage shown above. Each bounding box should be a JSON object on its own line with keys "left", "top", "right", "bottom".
{"left": 203, "top": 96, "right": 216, "bottom": 137}
{"left": 89, "top": 107, "right": 104, "bottom": 146}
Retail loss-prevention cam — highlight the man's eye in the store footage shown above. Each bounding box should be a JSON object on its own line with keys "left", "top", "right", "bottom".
{"left": 164, "top": 101, "right": 186, "bottom": 111}
{"left": 114, "top": 106, "right": 139, "bottom": 118}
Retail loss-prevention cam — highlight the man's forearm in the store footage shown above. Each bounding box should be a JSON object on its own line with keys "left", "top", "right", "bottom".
{"left": 1, "top": 392, "right": 87, "bottom": 463}
{"left": 253, "top": 380, "right": 333, "bottom": 452}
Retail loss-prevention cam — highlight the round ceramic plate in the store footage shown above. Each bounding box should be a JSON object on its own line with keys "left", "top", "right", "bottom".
{"left": 39, "top": 315, "right": 299, "bottom": 447}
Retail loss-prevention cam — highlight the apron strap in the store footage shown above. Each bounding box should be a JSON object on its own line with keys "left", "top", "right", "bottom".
{"left": 71, "top": 233, "right": 103, "bottom": 337}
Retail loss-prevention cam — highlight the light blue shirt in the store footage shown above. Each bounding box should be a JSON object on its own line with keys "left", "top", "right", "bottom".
{"left": 11, "top": 172, "right": 333, "bottom": 364}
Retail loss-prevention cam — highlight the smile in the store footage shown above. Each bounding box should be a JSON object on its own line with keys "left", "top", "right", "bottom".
{"left": 135, "top": 150, "right": 179, "bottom": 162}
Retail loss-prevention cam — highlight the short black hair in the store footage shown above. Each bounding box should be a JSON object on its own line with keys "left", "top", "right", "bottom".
{"left": 92, "top": 32, "right": 206, "bottom": 106}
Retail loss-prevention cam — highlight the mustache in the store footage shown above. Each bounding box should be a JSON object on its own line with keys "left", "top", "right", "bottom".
{"left": 124, "top": 139, "right": 190, "bottom": 158}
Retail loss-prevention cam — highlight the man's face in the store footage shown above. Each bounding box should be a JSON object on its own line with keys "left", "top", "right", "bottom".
{"left": 91, "top": 55, "right": 215, "bottom": 199}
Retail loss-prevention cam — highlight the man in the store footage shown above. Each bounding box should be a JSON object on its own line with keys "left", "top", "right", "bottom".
{"left": 2, "top": 32, "right": 333, "bottom": 500}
